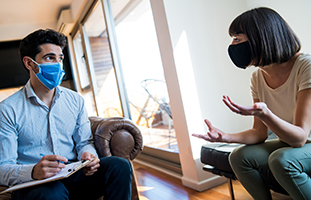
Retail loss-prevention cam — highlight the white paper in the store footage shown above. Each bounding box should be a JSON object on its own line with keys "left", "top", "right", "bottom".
{"left": 1, "top": 160, "right": 91, "bottom": 194}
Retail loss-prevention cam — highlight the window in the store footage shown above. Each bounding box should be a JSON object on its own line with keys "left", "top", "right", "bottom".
{"left": 110, "top": 0, "right": 178, "bottom": 153}
{"left": 70, "top": 0, "right": 180, "bottom": 174}
{"left": 72, "top": 1, "right": 123, "bottom": 118}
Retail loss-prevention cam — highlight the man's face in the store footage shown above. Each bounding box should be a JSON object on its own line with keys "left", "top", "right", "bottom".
{"left": 33, "top": 43, "right": 64, "bottom": 72}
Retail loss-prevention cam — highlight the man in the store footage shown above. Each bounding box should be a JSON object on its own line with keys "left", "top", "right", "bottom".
{"left": 0, "top": 29, "right": 132, "bottom": 200}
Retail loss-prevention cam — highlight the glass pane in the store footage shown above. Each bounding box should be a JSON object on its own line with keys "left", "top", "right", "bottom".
{"left": 81, "top": 91, "right": 97, "bottom": 117}
{"left": 84, "top": 0, "right": 123, "bottom": 118}
{"left": 72, "top": 32, "right": 97, "bottom": 116}
{"left": 110, "top": 0, "right": 177, "bottom": 152}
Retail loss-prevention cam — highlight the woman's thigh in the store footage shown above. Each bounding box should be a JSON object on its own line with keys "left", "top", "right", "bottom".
{"left": 229, "top": 139, "right": 290, "bottom": 169}
{"left": 268, "top": 142, "right": 311, "bottom": 200}
{"left": 269, "top": 142, "right": 311, "bottom": 177}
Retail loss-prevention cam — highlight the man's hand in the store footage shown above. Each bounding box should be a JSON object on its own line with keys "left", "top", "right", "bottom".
{"left": 32, "top": 155, "right": 68, "bottom": 180}
{"left": 81, "top": 152, "right": 100, "bottom": 176}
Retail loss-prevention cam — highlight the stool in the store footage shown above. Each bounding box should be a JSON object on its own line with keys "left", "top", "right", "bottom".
{"left": 200, "top": 143, "right": 288, "bottom": 200}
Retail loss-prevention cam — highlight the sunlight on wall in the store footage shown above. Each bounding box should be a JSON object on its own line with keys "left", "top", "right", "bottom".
{"left": 173, "top": 31, "right": 207, "bottom": 159}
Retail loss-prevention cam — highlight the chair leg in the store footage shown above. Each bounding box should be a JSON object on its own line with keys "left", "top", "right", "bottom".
{"left": 227, "top": 178, "right": 235, "bottom": 200}
{"left": 130, "top": 161, "right": 140, "bottom": 200}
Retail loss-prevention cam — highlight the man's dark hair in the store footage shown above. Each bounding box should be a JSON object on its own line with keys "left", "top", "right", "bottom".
{"left": 19, "top": 29, "right": 67, "bottom": 69}
{"left": 228, "top": 7, "right": 301, "bottom": 67}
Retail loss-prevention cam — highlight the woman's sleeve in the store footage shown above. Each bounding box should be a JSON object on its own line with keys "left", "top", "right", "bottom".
{"left": 250, "top": 69, "right": 259, "bottom": 100}
{"left": 297, "top": 56, "right": 311, "bottom": 92}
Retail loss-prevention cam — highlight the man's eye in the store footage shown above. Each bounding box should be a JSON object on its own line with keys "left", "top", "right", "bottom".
{"left": 59, "top": 57, "right": 64, "bottom": 62}
{"left": 45, "top": 56, "right": 53, "bottom": 61}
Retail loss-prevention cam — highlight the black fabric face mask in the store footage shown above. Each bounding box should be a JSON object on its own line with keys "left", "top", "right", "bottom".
{"left": 228, "top": 41, "right": 252, "bottom": 69}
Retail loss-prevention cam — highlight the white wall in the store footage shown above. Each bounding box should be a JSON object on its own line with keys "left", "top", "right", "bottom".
{"left": 167, "top": 0, "right": 254, "bottom": 134}
{"left": 155, "top": 0, "right": 311, "bottom": 191}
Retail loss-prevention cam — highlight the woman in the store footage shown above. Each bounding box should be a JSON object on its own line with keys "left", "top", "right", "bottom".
{"left": 193, "top": 7, "right": 311, "bottom": 200}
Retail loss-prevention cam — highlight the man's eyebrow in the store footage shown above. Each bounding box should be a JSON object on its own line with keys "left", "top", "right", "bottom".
{"left": 42, "top": 53, "right": 64, "bottom": 58}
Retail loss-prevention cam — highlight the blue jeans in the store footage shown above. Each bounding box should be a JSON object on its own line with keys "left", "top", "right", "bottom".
{"left": 229, "top": 139, "right": 311, "bottom": 200}
{"left": 12, "top": 156, "right": 132, "bottom": 200}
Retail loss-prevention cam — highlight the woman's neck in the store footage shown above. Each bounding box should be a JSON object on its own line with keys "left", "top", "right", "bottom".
{"left": 259, "top": 53, "right": 300, "bottom": 89}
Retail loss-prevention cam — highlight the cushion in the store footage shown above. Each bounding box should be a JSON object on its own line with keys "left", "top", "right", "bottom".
{"left": 201, "top": 143, "right": 240, "bottom": 179}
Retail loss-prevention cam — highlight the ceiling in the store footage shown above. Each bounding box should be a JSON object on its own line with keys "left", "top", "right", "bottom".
{"left": 0, "top": 0, "right": 73, "bottom": 42}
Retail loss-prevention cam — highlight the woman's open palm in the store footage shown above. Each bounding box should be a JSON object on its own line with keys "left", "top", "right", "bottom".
{"left": 222, "top": 95, "right": 267, "bottom": 117}
{"left": 192, "top": 119, "right": 231, "bottom": 143}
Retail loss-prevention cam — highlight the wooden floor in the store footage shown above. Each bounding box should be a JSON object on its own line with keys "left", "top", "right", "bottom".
{"left": 133, "top": 162, "right": 293, "bottom": 200}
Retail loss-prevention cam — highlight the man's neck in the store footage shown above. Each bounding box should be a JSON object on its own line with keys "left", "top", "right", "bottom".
{"left": 30, "top": 77, "right": 55, "bottom": 109}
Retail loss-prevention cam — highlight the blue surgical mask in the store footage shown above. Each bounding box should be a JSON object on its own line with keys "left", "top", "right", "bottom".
{"left": 30, "top": 58, "right": 65, "bottom": 90}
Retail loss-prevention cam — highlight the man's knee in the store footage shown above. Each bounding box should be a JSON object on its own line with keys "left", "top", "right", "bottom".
{"left": 99, "top": 156, "right": 132, "bottom": 178}
{"left": 12, "top": 181, "right": 68, "bottom": 200}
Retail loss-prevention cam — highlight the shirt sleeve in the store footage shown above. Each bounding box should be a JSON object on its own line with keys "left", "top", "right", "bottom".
{"left": 0, "top": 103, "right": 35, "bottom": 186}
{"left": 297, "top": 55, "right": 311, "bottom": 92}
{"left": 73, "top": 98, "right": 98, "bottom": 160}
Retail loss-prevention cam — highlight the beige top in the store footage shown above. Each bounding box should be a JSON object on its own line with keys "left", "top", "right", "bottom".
{"left": 251, "top": 53, "right": 311, "bottom": 124}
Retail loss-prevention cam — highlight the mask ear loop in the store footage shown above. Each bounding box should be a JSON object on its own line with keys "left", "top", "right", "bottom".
{"left": 29, "top": 58, "right": 39, "bottom": 66}
{"left": 28, "top": 58, "right": 41, "bottom": 74}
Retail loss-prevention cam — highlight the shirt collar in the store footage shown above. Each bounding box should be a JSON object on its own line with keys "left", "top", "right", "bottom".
{"left": 25, "top": 80, "right": 63, "bottom": 100}
{"left": 25, "top": 80, "right": 36, "bottom": 99}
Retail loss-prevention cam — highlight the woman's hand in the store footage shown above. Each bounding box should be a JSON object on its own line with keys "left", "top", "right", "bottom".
{"left": 192, "top": 119, "right": 231, "bottom": 143}
{"left": 222, "top": 95, "right": 268, "bottom": 117}
{"left": 81, "top": 152, "right": 100, "bottom": 176}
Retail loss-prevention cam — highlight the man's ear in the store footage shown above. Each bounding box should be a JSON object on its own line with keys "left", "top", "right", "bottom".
{"left": 23, "top": 57, "right": 36, "bottom": 72}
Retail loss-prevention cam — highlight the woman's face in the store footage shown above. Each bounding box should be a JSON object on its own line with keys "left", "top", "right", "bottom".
{"left": 231, "top": 33, "right": 248, "bottom": 45}
{"left": 228, "top": 33, "right": 252, "bottom": 68}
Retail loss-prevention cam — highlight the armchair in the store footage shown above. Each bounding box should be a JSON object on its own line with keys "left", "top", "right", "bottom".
{"left": 0, "top": 116, "right": 143, "bottom": 200}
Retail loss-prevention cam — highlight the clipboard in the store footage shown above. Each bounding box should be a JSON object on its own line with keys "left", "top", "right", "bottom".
{"left": 0, "top": 158, "right": 95, "bottom": 194}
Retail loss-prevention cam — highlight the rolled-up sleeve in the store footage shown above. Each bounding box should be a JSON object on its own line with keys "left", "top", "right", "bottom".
{"left": 73, "top": 101, "right": 98, "bottom": 160}
{"left": 0, "top": 104, "right": 35, "bottom": 186}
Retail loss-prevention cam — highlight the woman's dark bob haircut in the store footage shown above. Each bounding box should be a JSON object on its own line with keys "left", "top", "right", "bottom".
{"left": 229, "top": 7, "right": 301, "bottom": 67}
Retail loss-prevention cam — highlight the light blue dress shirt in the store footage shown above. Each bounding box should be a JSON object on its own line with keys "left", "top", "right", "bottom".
{"left": 0, "top": 81, "right": 98, "bottom": 186}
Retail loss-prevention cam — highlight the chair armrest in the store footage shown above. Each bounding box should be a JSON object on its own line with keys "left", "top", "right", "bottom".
{"left": 89, "top": 117, "right": 143, "bottom": 161}
{"left": 0, "top": 185, "right": 11, "bottom": 200}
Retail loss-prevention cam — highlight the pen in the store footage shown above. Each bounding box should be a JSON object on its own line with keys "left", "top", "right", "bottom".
{"left": 40, "top": 154, "right": 65, "bottom": 164}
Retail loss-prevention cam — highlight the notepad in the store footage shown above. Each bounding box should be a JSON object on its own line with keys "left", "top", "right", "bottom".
{"left": 0, "top": 158, "right": 95, "bottom": 194}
